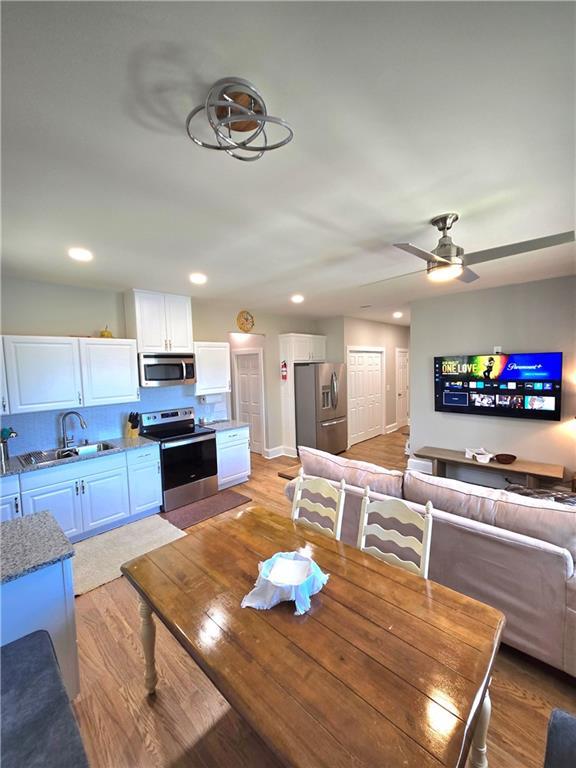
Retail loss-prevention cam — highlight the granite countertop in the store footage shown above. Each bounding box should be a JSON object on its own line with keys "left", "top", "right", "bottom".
{"left": 0, "top": 435, "right": 155, "bottom": 478}
{"left": 1, "top": 511, "right": 74, "bottom": 584}
{"left": 208, "top": 420, "right": 250, "bottom": 432}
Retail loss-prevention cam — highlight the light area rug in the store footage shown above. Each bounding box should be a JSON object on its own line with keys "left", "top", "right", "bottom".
{"left": 73, "top": 514, "right": 185, "bottom": 596}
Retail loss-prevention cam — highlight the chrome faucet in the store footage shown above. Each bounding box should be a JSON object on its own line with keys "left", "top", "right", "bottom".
{"left": 60, "top": 411, "right": 88, "bottom": 449}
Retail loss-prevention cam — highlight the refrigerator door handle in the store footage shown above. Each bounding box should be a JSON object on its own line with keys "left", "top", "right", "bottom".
{"left": 321, "top": 417, "right": 347, "bottom": 427}
{"left": 330, "top": 371, "right": 339, "bottom": 410}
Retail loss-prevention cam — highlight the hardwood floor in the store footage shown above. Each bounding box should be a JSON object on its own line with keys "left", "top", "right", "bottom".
{"left": 73, "top": 432, "right": 575, "bottom": 768}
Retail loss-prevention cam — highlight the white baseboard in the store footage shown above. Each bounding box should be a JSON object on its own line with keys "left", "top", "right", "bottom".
{"left": 385, "top": 422, "right": 398, "bottom": 434}
{"left": 407, "top": 457, "right": 433, "bottom": 474}
{"left": 263, "top": 445, "right": 297, "bottom": 459}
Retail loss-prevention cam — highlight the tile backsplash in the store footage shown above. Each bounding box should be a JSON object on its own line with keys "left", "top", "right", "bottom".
{"left": 1, "top": 386, "right": 229, "bottom": 456}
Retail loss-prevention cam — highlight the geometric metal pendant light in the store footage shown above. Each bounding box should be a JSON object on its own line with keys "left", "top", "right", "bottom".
{"left": 185, "top": 77, "right": 294, "bottom": 162}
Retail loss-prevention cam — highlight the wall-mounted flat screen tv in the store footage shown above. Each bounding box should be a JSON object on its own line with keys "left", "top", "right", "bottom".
{"left": 434, "top": 353, "right": 562, "bottom": 421}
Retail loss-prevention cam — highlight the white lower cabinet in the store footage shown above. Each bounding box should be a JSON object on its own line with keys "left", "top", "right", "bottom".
{"left": 127, "top": 445, "right": 162, "bottom": 515}
{"left": 216, "top": 427, "right": 250, "bottom": 490}
{"left": 0, "top": 475, "right": 22, "bottom": 522}
{"left": 22, "top": 478, "right": 83, "bottom": 539}
{"left": 82, "top": 467, "right": 130, "bottom": 530}
{"left": 19, "top": 448, "right": 160, "bottom": 542}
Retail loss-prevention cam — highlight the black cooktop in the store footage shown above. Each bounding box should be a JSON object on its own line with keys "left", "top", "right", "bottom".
{"left": 141, "top": 424, "right": 215, "bottom": 442}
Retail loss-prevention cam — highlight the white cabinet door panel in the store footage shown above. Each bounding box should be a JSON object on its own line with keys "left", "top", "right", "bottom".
{"left": 0, "top": 341, "right": 9, "bottom": 415}
{"left": 79, "top": 338, "right": 139, "bottom": 406}
{"left": 4, "top": 336, "right": 83, "bottom": 413}
{"left": 195, "top": 342, "right": 231, "bottom": 395}
{"left": 216, "top": 431, "right": 250, "bottom": 489}
{"left": 165, "top": 294, "right": 194, "bottom": 352}
{"left": 82, "top": 468, "right": 129, "bottom": 530}
{"left": 134, "top": 291, "right": 167, "bottom": 353}
{"left": 0, "top": 494, "right": 20, "bottom": 522}
{"left": 128, "top": 460, "right": 162, "bottom": 515}
{"left": 22, "top": 479, "right": 83, "bottom": 538}
{"left": 292, "top": 336, "right": 313, "bottom": 362}
{"left": 311, "top": 336, "right": 326, "bottom": 361}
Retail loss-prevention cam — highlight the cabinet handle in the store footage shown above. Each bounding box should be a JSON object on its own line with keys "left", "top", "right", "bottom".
{"left": 157, "top": 461, "right": 161, "bottom": 474}
{"left": 75, "top": 481, "right": 79, "bottom": 496}
{"left": 1, "top": 397, "right": 6, "bottom": 413}
{"left": 14, "top": 496, "right": 19, "bottom": 515}
{"left": 78, "top": 392, "right": 82, "bottom": 405}
{"left": 169, "top": 339, "right": 172, "bottom": 350}
{"left": 81, "top": 480, "right": 85, "bottom": 494}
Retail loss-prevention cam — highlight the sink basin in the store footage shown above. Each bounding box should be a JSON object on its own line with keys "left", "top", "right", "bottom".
{"left": 18, "top": 442, "right": 116, "bottom": 468}
{"left": 75, "top": 442, "right": 115, "bottom": 456}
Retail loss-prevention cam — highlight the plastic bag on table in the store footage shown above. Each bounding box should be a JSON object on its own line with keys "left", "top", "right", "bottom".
{"left": 240, "top": 551, "right": 329, "bottom": 616}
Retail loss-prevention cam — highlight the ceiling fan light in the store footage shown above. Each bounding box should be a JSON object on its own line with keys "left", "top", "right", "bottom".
{"left": 427, "top": 262, "right": 463, "bottom": 282}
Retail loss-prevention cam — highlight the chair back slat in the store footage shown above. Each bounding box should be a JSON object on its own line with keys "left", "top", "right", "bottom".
{"left": 362, "top": 547, "right": 422, "bottom": 576}
{"left": 298, "top": 497, "right": 338, "bottom": 523}
{"left": 291, "top": 469, "right": 346, "bottom": 541}
{"left": 358, "top": 487, "right": 433, "bottom": 578}
{"left": 363, "top": 522, "right": 423, "bottom": 556}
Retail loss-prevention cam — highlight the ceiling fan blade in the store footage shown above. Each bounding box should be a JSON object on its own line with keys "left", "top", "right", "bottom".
{"left": 394, "top": 242, "right": 449, "bottom": 263}
{"left": 466, "top": 231, "right": 575, "bottom": 266}
{"left": 360, "top": 267, "right": 427, "bottom": 289}
{"left": 458, "top": 266, "right": 480, "bottom": 283}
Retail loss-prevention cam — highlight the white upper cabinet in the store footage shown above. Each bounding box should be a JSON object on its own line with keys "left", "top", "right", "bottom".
{"left": 0, "top": 341, "right": 9, "bottom": 415}
{"left": 125, "top": 290, "right": 194, "bottom": 353}
{"left": 283, "top": 334, "right": 326, "bottom": 363}
{"left": 165, "top": 294, "right": 194, "bottom": 352}
{"left": 194, "top": 342, "right": 231, "bottom": 395}
{"left": 79, "top": 338, "right": 139, "bottom": 406}
{"left": 4, "top": 336, "right": 83, "bottom": 414}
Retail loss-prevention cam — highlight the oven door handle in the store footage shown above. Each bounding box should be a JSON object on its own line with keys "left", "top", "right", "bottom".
{"left": 161, "top": 435, "right": 215, "bottom": 449}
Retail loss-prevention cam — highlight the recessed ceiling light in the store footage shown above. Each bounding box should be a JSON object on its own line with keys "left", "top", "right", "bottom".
{"left": 189, "top": 272, "right": 208, "bottom": 285}
{"left": 393, "top": 311, "right": 403, "bottom": 319}
{"left": 68, "top": 247, "right": 93, "bottom": 262}
{"left": 291, "top": 294, "right": 304, "bottom": 304}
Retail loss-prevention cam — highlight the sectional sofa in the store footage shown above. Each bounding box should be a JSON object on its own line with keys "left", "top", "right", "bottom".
{"left": 285, "top": 446, "right": 576, "bottom": 676}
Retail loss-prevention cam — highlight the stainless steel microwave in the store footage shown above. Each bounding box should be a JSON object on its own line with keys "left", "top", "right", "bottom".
{"left": 138, "top": 353, "right": 196, "bottom": 388}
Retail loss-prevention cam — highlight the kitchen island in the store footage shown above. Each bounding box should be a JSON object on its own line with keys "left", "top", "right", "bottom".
{"left": 1, "top": 511, "right": 79, "bottom": 697}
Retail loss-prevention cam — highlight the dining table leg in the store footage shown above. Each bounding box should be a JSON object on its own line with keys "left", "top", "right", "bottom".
{"left": 139, "top": 596, "right": 158, "bottom": 695}
{"left": 468, "top": 688, "right": 491, "bottom": 768}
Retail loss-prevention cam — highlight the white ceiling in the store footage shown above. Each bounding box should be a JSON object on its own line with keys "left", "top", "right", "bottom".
{"left": 2, "top": 2, "right": 575, "bottom": 326}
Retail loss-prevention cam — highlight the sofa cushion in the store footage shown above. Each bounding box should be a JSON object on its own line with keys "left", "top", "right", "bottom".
{"left": 494, "top": 492, "right": 576, "bottom": 561}
{"left": 403, "top": 470, "right": 502, "bottom": 525}
{"left": 298, "top": 446, "right": 403, "bottom": 498}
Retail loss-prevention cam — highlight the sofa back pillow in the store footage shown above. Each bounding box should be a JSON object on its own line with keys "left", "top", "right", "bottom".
{"left": 494, "top": 492, "right": 576, "bottom": 561}
{"left": 298, "top": 446, "right": 403, "bottom": 498}
{"left": 403, "top": 470, "right": 502, "bottom": 525}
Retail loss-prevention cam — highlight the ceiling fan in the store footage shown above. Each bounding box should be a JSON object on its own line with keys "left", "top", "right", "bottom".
{"left": 388, "top": 213, "right": 574, "bottom": 285}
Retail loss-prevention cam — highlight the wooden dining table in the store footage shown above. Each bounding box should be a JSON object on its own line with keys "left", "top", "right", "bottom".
{"left": 121, "top": 506, "right": 505, "bottom": 768}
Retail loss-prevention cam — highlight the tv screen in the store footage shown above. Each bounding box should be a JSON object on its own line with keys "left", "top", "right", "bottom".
{"left": 434, "top": 353, "right": 562, "bottom": 421}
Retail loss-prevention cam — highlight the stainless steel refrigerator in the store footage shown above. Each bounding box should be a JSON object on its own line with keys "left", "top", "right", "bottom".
{"left": 294, "top": 363, "right": 347, "bottom": 455}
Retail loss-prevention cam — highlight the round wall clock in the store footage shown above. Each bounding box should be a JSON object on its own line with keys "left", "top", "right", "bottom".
{"left": 236, "top": 310, "right": 255, "bottom": 333}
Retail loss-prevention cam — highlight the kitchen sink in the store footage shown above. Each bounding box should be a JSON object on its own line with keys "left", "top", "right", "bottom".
{"left": 18, "top": 442, "right": 116, "bottom": 468}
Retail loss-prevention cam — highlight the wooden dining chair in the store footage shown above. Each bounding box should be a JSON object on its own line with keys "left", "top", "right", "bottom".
{"left": 291, "top": 468, "right": 346, "bottom": 540}
{"left": 357, "top": 488, "right": 433, "bottom": 577}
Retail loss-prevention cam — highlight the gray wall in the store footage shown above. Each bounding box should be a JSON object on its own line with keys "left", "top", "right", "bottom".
{"left": 344, "top": 317, "right": 411, "bottom": 429}
{"left": 410, "top": 276, "right": 576, "bottom": 475}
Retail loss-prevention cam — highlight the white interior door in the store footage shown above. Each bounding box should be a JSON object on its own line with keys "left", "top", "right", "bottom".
{"left": 348, "top": 350, "right": 383, "bottom": 446}
{"left": 233, "top": 351, "right": 265, "bottom": 455}
{"left": 396, "top": 348, "right": 410, "bottom": 427}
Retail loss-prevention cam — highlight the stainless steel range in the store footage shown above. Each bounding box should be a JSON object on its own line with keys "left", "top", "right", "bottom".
{"left": 139, "top": 409, "right": 217, "bottom": 511}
